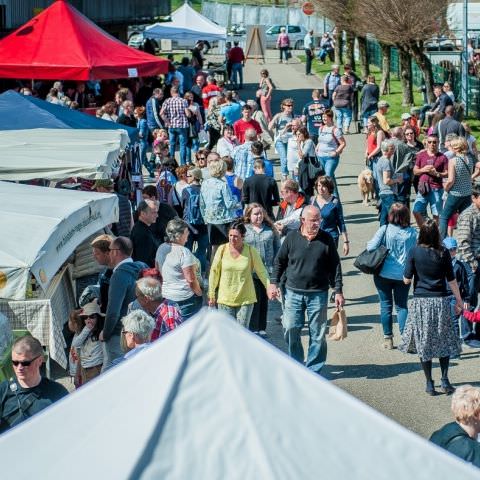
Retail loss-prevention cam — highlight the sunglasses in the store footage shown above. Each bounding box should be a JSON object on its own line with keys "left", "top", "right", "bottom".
{"left": 80, "top": 314, "right": 97, "bottom": 320}
{"left": 197, "top": 157, "right": 206, "bottom": 160}
{"left": 427, "top": 141, "right": 438, "bottom": 144}
{"left": 12, "top": 354, "right": 41, "bottom": 367}
{"left": 405, "top": 132, "right": 414, "bottom": 135}
{"left": 284, "top": 104, "right": 293, "bottom": 107}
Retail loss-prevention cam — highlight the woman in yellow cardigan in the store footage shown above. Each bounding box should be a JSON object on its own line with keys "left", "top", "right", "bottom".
{"left": 208, "top": 220, "right": 270, "bottom": 327}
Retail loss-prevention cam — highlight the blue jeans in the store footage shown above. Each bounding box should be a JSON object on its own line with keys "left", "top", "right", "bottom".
{"left": 185, "top": 224, "right": 208, "bottom": 274}
{"left": 379, "top": 193, "right": 396, "bottom": 226}
{"left": 275, "top": 140, "right": 289, "bottom": 177}
{"left": 283, "top": 289, "right": 328, "bottom": 373}
{"left": 168, "top": 127, "right": 188, "bottom": 165}
{"left": 175, "top": 294, "right": 203, "bottom": 320}
{"left": 463, "top": 265, "right": 480, "bottom": 340}
{"left": 230, "top": 62, "right": 243, "bottom": 88}
{"left": 318, "top": 154, "right": 340, "bottom": 197}
{"left": 412, "top": 189, "right": 444, "bottom": 218}
{"left": 186, "top": 137, "right": 200, "bottom": 164}
{"left": 439, "top": 194, "right": 471, "bottom": 239}
{"left": 335, "top": 107, "right": 352, "bottom": 131}
{"left": 373, "top": 275, "right": 410, "bottom": 337}
{"left": 362, "top": 107, "right": 377, "bottom": 128}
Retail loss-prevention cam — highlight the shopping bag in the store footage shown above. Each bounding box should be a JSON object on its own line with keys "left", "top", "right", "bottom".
{"left": 328, "top": 307, "right": 348, "bottom": 341}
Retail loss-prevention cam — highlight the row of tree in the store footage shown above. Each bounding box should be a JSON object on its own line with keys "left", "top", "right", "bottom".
{"left": 313, "top": 0, "right": 452, "bottom": 105}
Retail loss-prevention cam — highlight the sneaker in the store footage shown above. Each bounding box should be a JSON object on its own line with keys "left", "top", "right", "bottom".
{"left": 258, "top": 330, "right": 268, "bottom": 338}
{"left": 382, "top": 338, "right": 393, "bottom": 350}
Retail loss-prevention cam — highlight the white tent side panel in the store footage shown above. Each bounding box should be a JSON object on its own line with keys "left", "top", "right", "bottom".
{"left": 0, "top": 311, "right": 478, "bottom": 480}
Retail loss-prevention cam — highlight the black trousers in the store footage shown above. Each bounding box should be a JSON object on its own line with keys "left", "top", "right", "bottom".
{"left": 249, "top": 277, "right": 268, "bottom": 331}
{"left": 305, "top": 49, "right": 313, "bottom": 74}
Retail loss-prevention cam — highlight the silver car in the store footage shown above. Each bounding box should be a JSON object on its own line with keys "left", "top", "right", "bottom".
{"left": 265, "top": 25, "right": 308, "bottom": 50}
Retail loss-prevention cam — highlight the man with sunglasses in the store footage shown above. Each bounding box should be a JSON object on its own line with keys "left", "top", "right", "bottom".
{"left": 0, "top": 336, "right": 68, "bottom": 434}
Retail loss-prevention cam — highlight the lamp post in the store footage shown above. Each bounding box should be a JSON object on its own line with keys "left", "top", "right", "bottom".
{"left": 462, "top": 0, "right": 469, "bottom": 116}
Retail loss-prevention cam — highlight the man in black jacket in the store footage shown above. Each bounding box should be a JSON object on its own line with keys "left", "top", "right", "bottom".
{"left": 269, "top": 205, "right": 344, "bottom": 373}
{"left": 242, "top": 158, "right": 280, "bottom": 219}
{"left": 130, "top": 200, "right": 159, "bottom": 267}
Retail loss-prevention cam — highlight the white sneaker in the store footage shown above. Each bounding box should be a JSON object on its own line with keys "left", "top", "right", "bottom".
{"left": 259, "top": 330, "right": 267, "bottom": 338}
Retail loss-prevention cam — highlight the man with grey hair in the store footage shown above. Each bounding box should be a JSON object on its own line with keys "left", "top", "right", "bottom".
{"left": 0, "top": 336, "right": 68, "bottom": 433}
{"left": 269, "top": 205, "right": 344, "bottom": 373}
{"left": 130, "top": 200, "right": 159, "bottom": 267}
{"left": 100, "top": 237, "right": 148, "bottom": 369}
{"left": 323, "top": 64, "right": 341, "bottom": 107}
{"left": 376, "top": 139, "right": 403, "bottom": 225}
{"left": 391, "top": 127, "right": 415, "bottom": 205}
{"left": 110, "top": 311, "right": 156, "bottom": 368}
{"left": 117, "top": 100, "right": 136, "bottom": 128}
{"left": 135, "top": 277, "right": 183, "bottom": 340}
{"left": 233, "top": 127, "right": 259, "bottom": 180}
{"left": 433, "top": 105, "right": 465, "bottom": 153}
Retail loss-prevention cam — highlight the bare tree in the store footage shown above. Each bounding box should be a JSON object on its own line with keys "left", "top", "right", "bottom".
{"left": 355, "top": 0, "right": 451, "bottom": 103}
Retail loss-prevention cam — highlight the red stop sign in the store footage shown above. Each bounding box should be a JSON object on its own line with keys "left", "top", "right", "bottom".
{"left": 302, "top": 2, "right": 315, "bottom": 15}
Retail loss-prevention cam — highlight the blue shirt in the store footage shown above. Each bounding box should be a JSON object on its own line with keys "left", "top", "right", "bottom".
{"left": 311, "top": 196, "right": 346, "bottom": 241}
{"left": 220, "top": 102, "right": 242, "bottom": 125}
{"left": 367, "top": 224, "right": 418, "bottom": 281}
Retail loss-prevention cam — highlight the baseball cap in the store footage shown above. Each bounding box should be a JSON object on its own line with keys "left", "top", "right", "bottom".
{"left": 378, "top": 100, "right": 389, "bottom": 108}
{"left": 442, "top": 237, "right": 458, "bottom": 250}
{"left": 401, "top": 113, "right": 412, "bottom": 120}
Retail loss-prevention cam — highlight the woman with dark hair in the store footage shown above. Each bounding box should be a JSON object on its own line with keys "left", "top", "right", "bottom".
{"left": 296, "top": 126, "right": 319, "bottom": 198}
{"left": 258, "top": 69, "right": 274, "bottom": 122}
{"left": 208, "top": 220, "right": 270, "bottom": 327}
{"left": 71, "top": 301, "right": 105, "bottom": 385}
{"left": 399, "top": 219, "right": 463, "bottom": 395}
{"left": 244, "top": 203, "right": 280, "bottom": 337}
{"left": 309, "top": 175, "right": 349, "bottom": 255}
{"left": 366, "top": 203, "right": 417, "bottom": 349}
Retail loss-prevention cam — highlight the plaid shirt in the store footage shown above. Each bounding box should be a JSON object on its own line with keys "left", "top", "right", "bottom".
{"left": 457, "top": 204, "right": 480, "bottom": 271}
{"left": 151, "top": 300, "right": 184, "bottom": 341}
{"left": 161, "top": 96, "right": 189, "bottom": 128}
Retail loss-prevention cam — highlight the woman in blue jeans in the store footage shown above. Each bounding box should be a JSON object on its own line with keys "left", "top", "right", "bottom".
{"left": 315, "top": 110, "right": 346, "bottom": 197}
{"left": 366, "top": 203, "right": 417, "bottom": 349}
{"left": 269, "top": 98, "right": 295, "bottom": 180}
{"left": 439, "top": 137, "right": 475, "bottom": 239}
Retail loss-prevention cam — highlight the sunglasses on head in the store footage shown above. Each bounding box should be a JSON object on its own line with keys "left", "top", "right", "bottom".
{"left": 12, "top": 354, "right": 41, "bottom": 367}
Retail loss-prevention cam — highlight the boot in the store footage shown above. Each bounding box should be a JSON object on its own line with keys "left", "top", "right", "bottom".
{"left": 421, "top": 360, "right": 438, "bottom": 396}
{"left": 439, "top": 356, "right": 455, "bottom": 395}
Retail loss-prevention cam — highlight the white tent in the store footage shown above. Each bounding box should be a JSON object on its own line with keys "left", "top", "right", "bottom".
{"left": 144, "top": 3, "right": 226, "bottom": 41}
{"left": 0, "top": 128, "right": 127, "bottom": 180}
{"left": 0, "top": 181, "right": 118, "bottom": 300}
{"left": 0, "top": 310, "right": 477, "bottom": 480}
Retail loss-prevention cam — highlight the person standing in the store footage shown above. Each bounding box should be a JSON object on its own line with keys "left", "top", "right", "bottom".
{"left": 301, "top": 89, "right": 328, "bottom": 144}
{"left": 332, "top": 75, "right": 354, "bottom": 133}
{"left": 117, "top": 100, "right": 136, "bottom": 128}
{"left": 360, "top": 75, "right": 379, "bottom": 131}
{"left": 269, "top": 205, "right": 344, "bottom": 373}
{"left": 304, "top": 29, "right": 314, "bottom": 75}
{"left": 276, "top": 27, "right": 290, "bottom": 64}
{"left": 433, "top": 105, "right": 466, "bottom": 153}
{"left": 233, "top": 104, "right": 262, "bottom": 145}
{"left": 228, "top": 41, "right": 245, "bottom": 89}
{"left": 257, "top": 69, "right": 274, "bottom": 123}
{"left": 146, "top": 88, "right": 164, "bottom": 134}
{"left": 323, "top": 64, "right": 341, "bottom": 108}
{"left": 374, "top": 100, "right": 390, "bottom": 133}
{"left": 399, "top": 220, "right": 463, "bottom": 396}
{"left": 160, "top": 86, "right": 191, "bottom": 166}
{"left": 130, "top": 200, "right": 159, "bottom": 268}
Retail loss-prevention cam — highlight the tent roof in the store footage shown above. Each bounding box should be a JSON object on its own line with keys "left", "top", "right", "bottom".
{"left": 0, "top": 128, "right": 125, "bottom": 181}
{"left": 0, "top": 310, "right": 478, "bottom": 479}
{"left": 0, "top": 0, "right": 169, "bottom": 81}
{"left": 144, "top": 3, "right": 226, "bottom": 41}
{"left": 0, "top": 182, "right": 118, "bottom": 300}
{"left": 0, "top": 90, "right": 137, "bottom": 142}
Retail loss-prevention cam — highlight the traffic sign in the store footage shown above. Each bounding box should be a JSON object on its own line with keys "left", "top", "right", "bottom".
{"left": 302, "top": 2, "right": 315, "bottom": 15}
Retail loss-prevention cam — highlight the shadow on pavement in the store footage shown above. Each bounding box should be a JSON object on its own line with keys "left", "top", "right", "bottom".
{"left": 322, "top": 361, "right": 422, "bottom": 380}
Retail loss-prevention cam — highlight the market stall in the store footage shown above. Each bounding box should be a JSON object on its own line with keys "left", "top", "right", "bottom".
{"left": 0, "top": 181, "right": 118, "bottom": 368}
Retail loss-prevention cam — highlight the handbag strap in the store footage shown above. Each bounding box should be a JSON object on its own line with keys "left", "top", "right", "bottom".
{"left": 380, "top": 224, "right": 388, "bottom": 246}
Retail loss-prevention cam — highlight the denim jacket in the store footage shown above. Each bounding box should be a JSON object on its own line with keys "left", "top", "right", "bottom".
{"left": 244, "top": 224, "right": 281, "bottom": 274}
{"left": 367, "top": 224, "right": 417, "bottom": 280}
{"left": 200, "top": 177, "right": 238, "bottom": 224}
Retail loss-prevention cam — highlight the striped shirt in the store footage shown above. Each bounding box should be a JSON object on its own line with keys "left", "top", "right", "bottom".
{"left": 456, "top": 204, "right": 480, "bottom": 270}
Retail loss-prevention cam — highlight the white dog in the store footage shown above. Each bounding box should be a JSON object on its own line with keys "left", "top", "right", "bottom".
{"left": 358, "top": 169, "right": 375, "bottom": 205}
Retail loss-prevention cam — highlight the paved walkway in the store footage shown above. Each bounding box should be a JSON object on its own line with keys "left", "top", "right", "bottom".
{"left": 240, "top": 54, "right": 480, "bottom": 439}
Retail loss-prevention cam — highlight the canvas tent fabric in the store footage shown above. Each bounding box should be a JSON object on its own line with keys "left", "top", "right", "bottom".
{"left": 144, "top": 3, "right": 227, "bottom": 41}
{"left": 0, "top": 129, "right": 125, "bottom": 180}
{"left": 0, "top": 0, "right": 169, "bottom": 81}
{"left": 0, "top": 182, "right": 118, "bottom": 300}
{"left": 0, "top": 90, "right": 137, "bottom": 142}
{"left": 0, "top": 310, "right": 478, "bottom": 480}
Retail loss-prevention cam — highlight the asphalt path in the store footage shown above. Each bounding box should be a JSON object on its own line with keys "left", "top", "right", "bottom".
{"left": 240, "top": 53, "right": 480, "bottom": 439}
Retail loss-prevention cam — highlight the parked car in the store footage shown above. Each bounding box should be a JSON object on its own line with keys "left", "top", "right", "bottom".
{"left": 265, "top": 25, "right": 308, "bottom": 50}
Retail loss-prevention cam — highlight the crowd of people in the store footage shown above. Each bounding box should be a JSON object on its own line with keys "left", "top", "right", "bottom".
{"left": 3, "top": 38, "right": 480, "bottom": 468}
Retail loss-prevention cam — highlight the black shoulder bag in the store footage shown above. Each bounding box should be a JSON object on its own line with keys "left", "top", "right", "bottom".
{"left": 354, "top": 226, "right": 389, "bottom": 275}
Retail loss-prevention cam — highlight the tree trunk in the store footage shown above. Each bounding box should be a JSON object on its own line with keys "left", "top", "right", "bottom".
{"left": 334, "top": 29, "right": 343, "bottom": 65}
{"left": 357, "top": 36, "right": 369, "bottom": 78}
{"left": 409, "top": 42, "right": 435, "bottom": 103}
{"left": 398, "top": 46, "right": 414, "bottom": 106}
{"left": 344, "top": 31, "right": 355, "bottom": 70}
{"left": 379, "top": 42, "right": 390, "bottom": 95}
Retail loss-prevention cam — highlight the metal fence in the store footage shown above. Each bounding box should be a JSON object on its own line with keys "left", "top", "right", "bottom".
{"left": 366, "top": 38, "right": 480, "bottom": 118}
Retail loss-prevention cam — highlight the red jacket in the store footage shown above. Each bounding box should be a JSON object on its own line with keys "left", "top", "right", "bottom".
{"left": 463, "top": 310, "right": 480, "bottom": 323}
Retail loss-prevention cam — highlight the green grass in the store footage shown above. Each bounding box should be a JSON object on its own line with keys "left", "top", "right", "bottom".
{"left": 299, "top": 55, "right": 480, "bottom": 135}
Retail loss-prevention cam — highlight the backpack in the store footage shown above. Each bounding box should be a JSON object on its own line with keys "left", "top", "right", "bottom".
{"left": 183, "top": 185, "right": 204, "bottom": 225}
{"left": 156, "top": 169, "right": 175, "bottom": 205}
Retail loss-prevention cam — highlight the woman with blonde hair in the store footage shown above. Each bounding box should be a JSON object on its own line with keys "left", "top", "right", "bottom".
{"left": 430, "top": 385, "right": 480, "bottom": 467}
{"left": 440, "top": 136, "right": 475, "bottom": 238}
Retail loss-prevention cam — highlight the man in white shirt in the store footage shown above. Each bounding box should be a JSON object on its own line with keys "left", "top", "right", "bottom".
{"left": 304, "top": 29, "right": 314, "bottom": 75}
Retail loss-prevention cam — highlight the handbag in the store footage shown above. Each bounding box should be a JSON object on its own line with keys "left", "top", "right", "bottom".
{"left": 329, "top": 307, "right": 347, "bottom": 341}
{"left": 306, "top": 156, "right": 325, "bottom": 178}
{"left": 353, "top": 226, "right": 389, "bottom": 275}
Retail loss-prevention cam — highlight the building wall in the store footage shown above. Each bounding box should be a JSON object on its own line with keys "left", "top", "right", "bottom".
{"left": 0, "top": 0, "right": 170, "bottom": 31}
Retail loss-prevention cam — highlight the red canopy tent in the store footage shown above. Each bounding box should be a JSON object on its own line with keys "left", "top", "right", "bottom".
{"left": 0, "top": 0, "right": 169, "bottom": 80}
